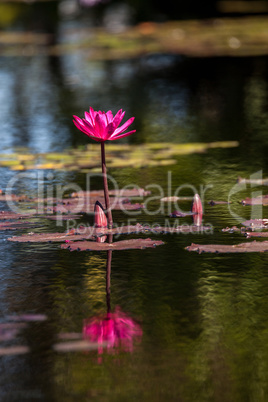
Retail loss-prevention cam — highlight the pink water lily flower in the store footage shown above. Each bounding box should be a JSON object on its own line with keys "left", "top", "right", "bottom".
{"left": 73, "top": 107, "right": 136, "bottom": 142}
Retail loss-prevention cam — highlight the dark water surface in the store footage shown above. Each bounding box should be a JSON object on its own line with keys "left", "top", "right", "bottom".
{"left": 0, "top": 19, "right": 268, "bottom": 401}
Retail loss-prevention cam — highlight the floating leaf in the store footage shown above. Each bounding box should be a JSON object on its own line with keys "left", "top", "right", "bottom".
{"left": 53, "top": 340, "right": 104, "bottom": 352}
{"left": 61, "top": 238, "right": 164, "bottom": 251}
{"left": 7, "top": 314, "right": 47, "bottom": 322}
{"left": 0, "top": 322, "right": 27, "bottom": 341}
{"left": 58, "top": 333, "right": 82, "bottom": 340}
{"left": 242, "top": 219, "right": 268, "bottom": 229}
{"left": 44, "top": 214, "right": 82, "bottom": 221}
{"left": 222, "top": 226, "right": 244, "bottom": 233}
{"left": 71, "top": 188, "right": 151, "bottom": 197}
{"left": 241, "top": 195, "right": 268, "bottom": 206}
{"left": 186, "top": 241, "right": 268, "bottom": 253}
{"left": 0, "top": 345, "right": 30, "bottom": 356}
{"left": 170, "top": 211, "right": 196, "bottom": 217}
{"left": 161, "top": 196, "right": 193, "bottom": 202}
{"left": 0, "top": 221, "right": 38, "bottom": 230}
{"left": 0, "top": 211, "right": 33, "bottom": 219}
{"left": 209, "top": 200, "right": 231, "bottom": 205}
{"left": 245, "top": 232, "right": 268, "bottom": 238}
{"left": 237, "top": 176, "right": 268, "bottom": 186}
{"left": 8, "top": 231, "right": 94, "bottom": 243}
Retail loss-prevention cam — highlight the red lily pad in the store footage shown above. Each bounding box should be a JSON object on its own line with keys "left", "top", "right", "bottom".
{"left": 160, "top": 196, "right": 193, "bottom": 202}
{"left": 242, "top": 219, "right": 268, "bottom": 229}
{"left": 186, "top": 241, "right": 268, "bottom": 253}
{"left": 209, "top": 200, "right": 231, "bottom": 205}
{"left": 0, "top": 345, "right": 30, "bottom": 356}
{"left": 237, "top": 176, "right": 268, "bottom": 185}
{"left": 71, "top": 188, "right": 151, "bottom": 198}
{"left": 61, "top": 238, "right": 164, "bottom": 251}
{"left": 0, "top": 322, "right": 27, "bottom": 341}
{"left": 7, "top": 224, "right": 147, "bottom": 242}
{"left": 245, "top": 232, "right": 268, "bottom": 238}
{"left": 0, "top": 211, "right": 33, "bottom": 220}
{"left": 0, "top": 221, "right": 38, "bottom": 230}
{"left": 47, "top": 201, "right": 144, "bottom": 214}
{"left": 241, "top": 195, "right": 268, "bottom": 206}
{"left": 53, "top": 340, "right": 102, "bottom": 352}
{"left": 0, "top": 194, "right": 32, "bottom": 202}
{"left": 170, "top": 211, "right": 196, "bottom": 217}
{"left": 6, "top": 314, "right": 47, "bottom": 322}
{"left": 44, "top": 214, "right": 83, "bottom": 220}
{"left": 222, "top": 226, "right": 245, "bottom": 233}
{"left": 8, "top": 231, "right": 94, "bottom": 243}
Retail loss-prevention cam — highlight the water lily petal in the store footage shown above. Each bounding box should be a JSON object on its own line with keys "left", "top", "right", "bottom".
{"left": 95, "top": 114, "right": 106, "bottom": 136}
{"left": 106, "top": 122, "right": 116, "bottom": 138}
{"left": 112, "top": 109, "right": 124, "bottom": 128}
{"left": 111, "top": 130, "right": 136, "bottom": 140}
{"left": 89, "top": 107, "right": 97, "bottom": 120}
{"left": 84, "top": 111, "right": 95, "bottom": 126}
{"left": 106, "top": 110, "right": 114, "bottom": 124}
{"left": 73, "top": 118, "right": 91, "bottom": 136}
{"left": 113, "top": 117, "right": 135, "bottom": 136}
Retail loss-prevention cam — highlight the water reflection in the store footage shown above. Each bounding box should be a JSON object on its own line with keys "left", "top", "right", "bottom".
{"left": 83, "top": 245, "right": 142, "bottom": 357}
{"left": 186, "top": 262, "right": 268, "bottom": 402}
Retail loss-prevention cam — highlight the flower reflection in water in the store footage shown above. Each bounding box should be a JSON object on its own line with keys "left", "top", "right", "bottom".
{"left": 83, "top": 306, "right": 142, "bottom": 355}
{"left": 83, "top": 246, "right": 142, "bottom": 356}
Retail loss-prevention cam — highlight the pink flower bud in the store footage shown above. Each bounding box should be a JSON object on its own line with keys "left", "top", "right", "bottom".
{"left": 94, "top": 201, "right": 107, "bottom": 228}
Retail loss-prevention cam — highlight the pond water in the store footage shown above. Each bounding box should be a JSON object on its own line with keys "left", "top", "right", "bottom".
{"left": 1, "top": 10, "right": 268, "bottom": 402}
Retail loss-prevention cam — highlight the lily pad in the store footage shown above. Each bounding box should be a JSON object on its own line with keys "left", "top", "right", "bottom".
{"left": 7, "top": 224, "right": 149, "bottom": 242}
{"left": 186, "top": 241, "right": 268, "bottom": 253}
{"left": 61, "top": 238, "right": 164, "bottom": 251}
{"left": 7, "top": 314, "right": 47, "bottom": 322}
{"left": 245, "top": 232, "right": 268, "bottom": 238}
{"left": 241, "top": 195, "right": 268, "bottom": 206}
{"left": 0, "top": 211, "right": 32, "bottom": 220}
{"left": 0, "top": 345, "right": 30, "bottom": 356}
{"left": 161, "top": 196, "right": 193, "bottom": 202}
{"left": 71, "top": 189, "right": 151, "bottom": 197}
{"left": 8, "top": 231, "right": 94, "bottom": 243}
{"left": 170, "top": 211, "right": 196, "bottom": 217}
{"left": 222, "top": 226, "right": 244, "bottom": 233}
{"left": 44, "top": 214, "right": 82, "bottom": 221}
{"left": 209, "top": 200, "right": 231, "bottom": 205}
{"left": 237, "top": 176, "right": 268, "bottom": 185}
{"left": 242, "top": 219, "right": 268, "bottom": 229}
{"left": 0, "top": 221, "right": 38, "bottom": 230}
{"left": 53, "top": 340, "right": 103, "bottom": 352}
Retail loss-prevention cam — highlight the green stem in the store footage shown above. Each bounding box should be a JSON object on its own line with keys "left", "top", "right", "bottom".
{"left": 101, "top": 142, "right": 113, "bottom": 228}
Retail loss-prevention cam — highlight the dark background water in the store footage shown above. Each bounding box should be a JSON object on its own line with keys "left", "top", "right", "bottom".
{"left": 0, "top": 1, "right": 268, "bottom": 401}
